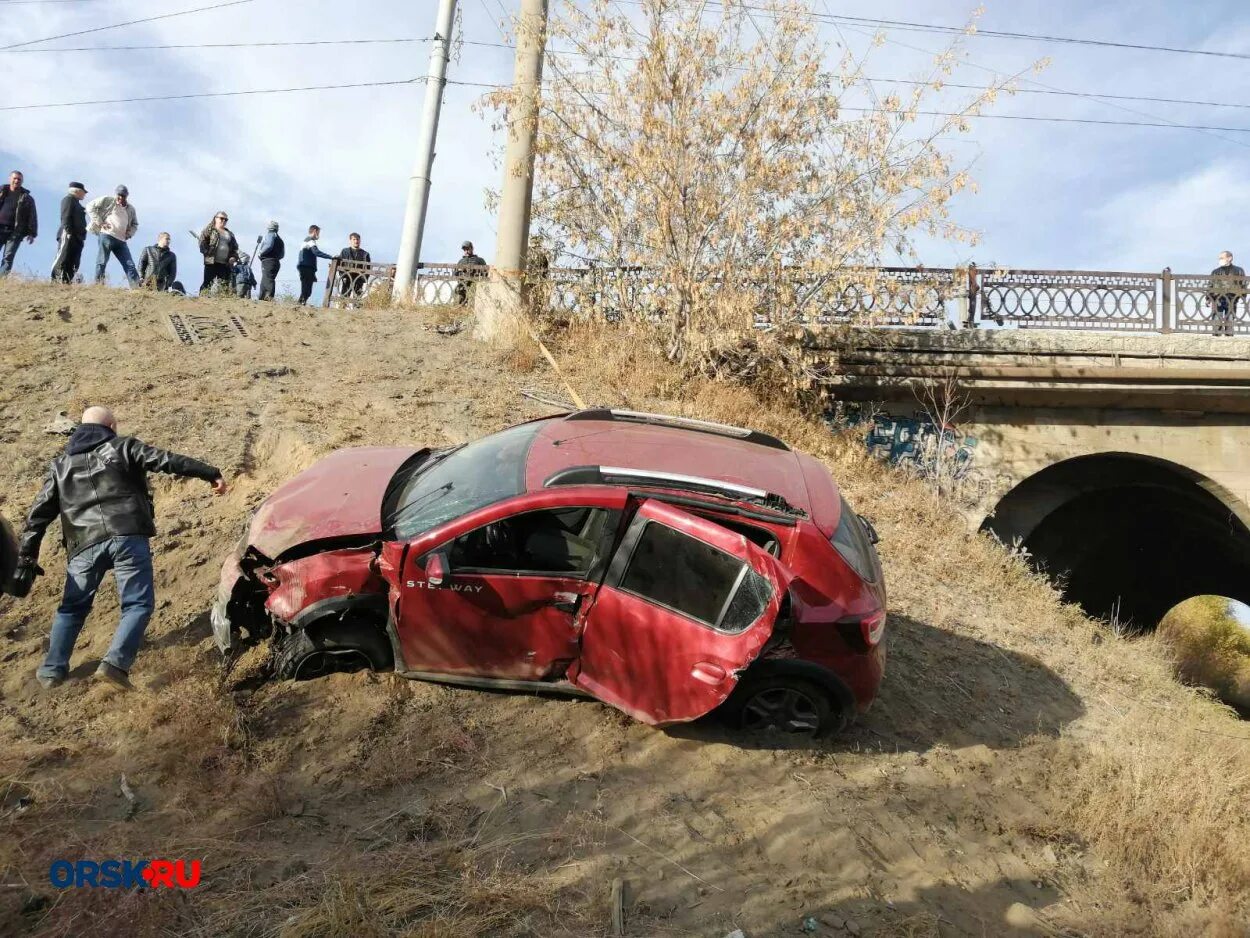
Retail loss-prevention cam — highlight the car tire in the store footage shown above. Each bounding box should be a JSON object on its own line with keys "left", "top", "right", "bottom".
{"left": 725, "top": 675, "right": 842, "bottom": 737}
{"left": 274, "top": 616, "right": 393, "bottom": 681}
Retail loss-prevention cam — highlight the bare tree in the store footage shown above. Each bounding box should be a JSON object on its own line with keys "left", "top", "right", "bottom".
{"left": 911, "top": 370, "right": 972, "bottom": 500}
{"left": 485, "top": 0, "right": 1032, "bottom": 366}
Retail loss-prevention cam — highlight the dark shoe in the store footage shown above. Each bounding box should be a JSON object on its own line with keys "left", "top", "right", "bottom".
{"left": 94, "top": 661, "right": 133, "bottom": 691}
{"left": 36, "top": 671, "right": 65, "bottom": 689}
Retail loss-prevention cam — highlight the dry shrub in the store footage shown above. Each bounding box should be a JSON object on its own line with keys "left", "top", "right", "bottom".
{"left": 1158, "top": 596, "right": 1250, "bottom": 711}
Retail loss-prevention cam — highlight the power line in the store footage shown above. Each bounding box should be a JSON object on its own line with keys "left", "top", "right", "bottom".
{"left": 0, "top": 77, "right": 416, "bottom": 110}
{"left": 3, "top": 38, "right": 425, "bottom": 53}
{"left": 461, "top": 37, "right": 1250, "bottom": 115}
{"left": 458, "top": 72, "right": 1250, "bottom": 132}
{"left": 13, "top": 32, "right": 1250, "bottom": 116}
{"left": 612, "top": 0, "right": 1250, "bottom": 63}
{"left": 0, "top": 0, "right": 253, "bottom": 51}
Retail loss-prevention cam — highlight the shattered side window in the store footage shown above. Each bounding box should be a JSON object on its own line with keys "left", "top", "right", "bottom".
{"left": 619, "top": 522, "right": 772, "bottom": 631}
{"left": 719, "top": 569, "right": 773, "bottom": 634}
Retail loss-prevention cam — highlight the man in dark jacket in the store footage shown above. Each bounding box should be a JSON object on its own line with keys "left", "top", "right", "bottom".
{"left": 0, "top": 170, "right": 38, "bottom": 277}
{"left": 455, "top": 239, "right": 487, "bottom": 305}
{"left": 1207, "top": 251, "right": 1246, "bottom": 336}
{"left": 51, "top": 181, "right": 87, "bottom": 284}
{"left": 338, "top": 232, "right": 371, "bottom": 304}
{"left": 257, "top": 220, "right": 284, "bottom": 301}
{"left": 198, "top": 210, "right": 239, "bottom": 294}
{"left": 11, "top": 406, "right": 226, "bottom": 690}
{"left": 138, "top": 231, "right": 178, "bottom": 291}
{"left": 296, "top": 224, "right": 333, "bottom": 305}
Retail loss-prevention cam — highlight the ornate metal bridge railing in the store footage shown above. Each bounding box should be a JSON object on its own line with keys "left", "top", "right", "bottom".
{"left": 1171, "top": 272, "right": 1250, "bottom": 336}
{"left": 974, "top": 269, "right": 1162, "bottom": 332}
{"left": 322, "top": 259, "right": 398, "bottom": 308}
{"left": 403, "top": 261, "right": 1250, "bottom": 336}
{"left": 751, "top": 267, "right": 961, "bottom": 329}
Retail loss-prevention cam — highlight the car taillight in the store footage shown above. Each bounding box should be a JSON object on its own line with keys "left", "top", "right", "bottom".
{"left": 859, "top": 609, "right": 886, "bottom": 647}
{"left": 835, "top": 609, "right": 887, "bottom": 651}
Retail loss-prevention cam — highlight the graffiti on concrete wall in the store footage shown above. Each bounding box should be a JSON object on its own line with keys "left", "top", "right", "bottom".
{"left": 834, "top": 404, "right": 1012, "bottom": 507}
{"left": 842, "top": 407, "right": 979, "bottom": 479}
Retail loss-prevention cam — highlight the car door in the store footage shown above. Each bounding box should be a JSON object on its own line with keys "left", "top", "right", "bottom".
{"left": 395, "top": 498, "right": 625, "bottom": 681}
{"left": 570, "top": 499, "right": 793, "bottom": 725}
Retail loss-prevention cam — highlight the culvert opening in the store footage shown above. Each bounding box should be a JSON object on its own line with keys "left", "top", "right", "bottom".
{"left": 982, "top": 453, "right": 1250, "bottom": 629}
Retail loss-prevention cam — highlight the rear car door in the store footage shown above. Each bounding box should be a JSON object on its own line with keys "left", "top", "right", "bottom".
{"left": 570, "top": 499, "right": 792, "bottom": 725}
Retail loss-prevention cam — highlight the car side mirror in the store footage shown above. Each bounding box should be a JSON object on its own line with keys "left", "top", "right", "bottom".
{"left": 425, "top": 551, "right": 451, "bottom": 586}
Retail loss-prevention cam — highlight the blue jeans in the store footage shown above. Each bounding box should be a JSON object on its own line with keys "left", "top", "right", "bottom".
{"left": 0, "top": 225, "right": 22, "bottom": 276}
{"left": 38, "top": 536, "right": 155, "bottom": 679}
{"left": 95, "top": 233, "right": 139, "bottom": 285}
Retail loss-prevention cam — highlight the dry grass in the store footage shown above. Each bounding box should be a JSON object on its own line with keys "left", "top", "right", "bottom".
{"left": 1158, "top": 595, "right": 1250, "bottom": 712}
{"left": 531, "top": 313, "right": 1250, "bottom": 932}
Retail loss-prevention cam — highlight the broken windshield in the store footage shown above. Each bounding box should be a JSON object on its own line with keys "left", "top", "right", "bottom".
{"left": 387, "top": 420, "right": 543, "bottom": 540}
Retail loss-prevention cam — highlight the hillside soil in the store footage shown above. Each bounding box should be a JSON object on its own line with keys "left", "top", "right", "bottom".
{"left": 0, "top": 281, "right": 1246, "bottom": 937}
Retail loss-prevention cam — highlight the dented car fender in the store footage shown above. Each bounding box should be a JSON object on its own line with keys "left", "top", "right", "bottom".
{"left": 264, "top": 547, "right": 387, "bottom": 626}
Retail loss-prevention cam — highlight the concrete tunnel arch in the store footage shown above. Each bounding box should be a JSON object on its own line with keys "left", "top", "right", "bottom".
{"left": 981, "top": 452, "right": 1250, "bottom": 627}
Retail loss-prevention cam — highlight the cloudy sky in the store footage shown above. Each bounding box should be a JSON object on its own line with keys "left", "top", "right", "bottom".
{"left": 2, "top": 0, "right": 1249, "bottom": 299}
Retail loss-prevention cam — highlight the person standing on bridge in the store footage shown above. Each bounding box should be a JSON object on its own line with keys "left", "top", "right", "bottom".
{"left": 455, "top": 240, "right": 487, "bottom": 305}
{"left": 8, "top": 406, "right": 226, "bottom": 690}
{"left": 1207, "top": 250, "right": 1246, "bottom": 337}
{"left": 337, "top": 232, "right": 371, "bottom": 305}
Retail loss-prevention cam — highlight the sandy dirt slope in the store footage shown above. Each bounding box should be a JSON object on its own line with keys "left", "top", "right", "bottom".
{"left": 0, "top": 280, "right": 1231, "bottom": 937}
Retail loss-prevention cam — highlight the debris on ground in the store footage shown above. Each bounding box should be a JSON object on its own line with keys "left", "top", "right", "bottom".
{"left": 43, "top": 411, "right": 75, "bottom": 435}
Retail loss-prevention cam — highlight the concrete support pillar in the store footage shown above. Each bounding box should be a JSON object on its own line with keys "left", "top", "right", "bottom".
{"left": 476, "top": 0, "right": 548, "bottom": 341}
{"left": 394, "top": 0, "right": 458, "bottom": 303}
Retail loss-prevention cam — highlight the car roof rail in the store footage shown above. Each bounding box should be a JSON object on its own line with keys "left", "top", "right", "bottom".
{"left": 543, "top": 464, "right": 804, "bottom": 516}
{"left": 564, "top": 408, "right": 790, "bottom": 451}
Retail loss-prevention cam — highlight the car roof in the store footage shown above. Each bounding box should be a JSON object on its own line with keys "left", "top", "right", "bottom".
{"left": 523, "top": 411, "right": 813, "bottom": 514}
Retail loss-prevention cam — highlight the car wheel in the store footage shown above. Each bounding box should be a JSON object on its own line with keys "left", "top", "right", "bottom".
{"left": 274, "top": 617, "right": 393, "bottom": 681}
{"left": 730, "top": 677, "right": 837, "bottom": 736}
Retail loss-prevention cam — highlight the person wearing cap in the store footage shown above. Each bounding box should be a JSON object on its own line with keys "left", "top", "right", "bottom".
{"left": 88, "top": 185, "right": 139, "bottom": 286}
{"left": 197, "top": 210, "right": 238, "bottom": 295}
{"left": 0, "top": 170, "right": 38, "bottom": 277}
{"left": 296, "top": 224, "right": 333, "bottom": 305}
{"left": 51, "top": 181, "right": 88, "bottom": 284}
{"left": 257, "top": 220, "right": 284, "bottom": 301}
{"left": 454, "top": 239, "right": 487, "bottom": 305}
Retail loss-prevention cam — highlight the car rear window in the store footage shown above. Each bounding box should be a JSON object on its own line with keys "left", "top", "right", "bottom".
{"left": 619, "top": 521, "right": 772, "bottom": 632}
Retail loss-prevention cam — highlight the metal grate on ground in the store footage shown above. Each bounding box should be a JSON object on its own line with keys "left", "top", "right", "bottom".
{"left": 167, "top": 314, "right": 250, "bottom": 345}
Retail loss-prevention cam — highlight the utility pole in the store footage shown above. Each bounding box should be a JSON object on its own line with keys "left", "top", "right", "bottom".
{"left": 393, "top": 0, "right": 457, "bottom": 302}
{"left": 476, "top": 0, "right": 549, "bottom": 340}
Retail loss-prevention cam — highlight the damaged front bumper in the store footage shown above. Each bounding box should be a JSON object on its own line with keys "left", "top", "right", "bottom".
{"left": 211, "top": 554, "right": 244, "bottom": 654}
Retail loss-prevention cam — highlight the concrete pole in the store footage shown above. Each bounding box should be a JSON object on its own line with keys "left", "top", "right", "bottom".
{"left": 393, "top": 0, "right": 458, "bottom": 302}
{"left": 476, "top": 0, "right": 549, "bottom": 340}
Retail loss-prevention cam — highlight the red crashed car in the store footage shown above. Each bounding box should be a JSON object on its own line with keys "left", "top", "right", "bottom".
{"left": 213, "top": 410, "right": 886, "bottom": 735}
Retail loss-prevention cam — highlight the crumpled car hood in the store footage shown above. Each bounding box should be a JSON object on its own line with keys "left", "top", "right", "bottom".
{"left": 248, "top": 446, "right": 418, "bottom": 560}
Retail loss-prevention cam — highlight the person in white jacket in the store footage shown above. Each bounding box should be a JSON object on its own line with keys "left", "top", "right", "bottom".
{"left": 88, "top": 185, "right": 139, "bottom": 285}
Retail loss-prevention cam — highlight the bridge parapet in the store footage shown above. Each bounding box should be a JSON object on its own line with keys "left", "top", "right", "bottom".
{"left": 401, "top": 262, "right": 1250, "bottom": 337}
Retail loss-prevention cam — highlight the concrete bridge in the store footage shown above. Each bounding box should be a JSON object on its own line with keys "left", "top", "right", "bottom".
{"left": 809, "top": 329, "right": 1250, "bottom": 626}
